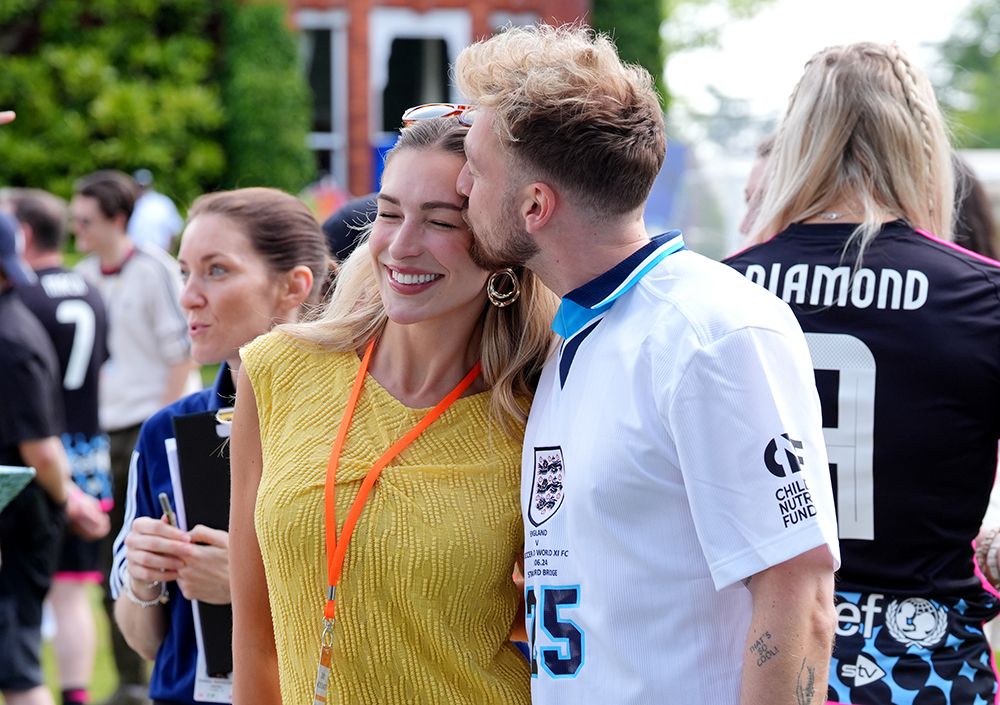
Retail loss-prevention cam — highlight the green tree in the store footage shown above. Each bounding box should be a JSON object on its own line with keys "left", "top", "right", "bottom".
{"left": 591, "top": 0, "right": 668, "bottom": 105}
{"left": 0, "top": 1, "right": 315, "bottom": 207}
{"left": 939, "top": 0, "right": 1000, "bottom": 147}
{"left": 0, "top": 1, "right": 224, "bottom": 205}
{"left": 220, "top": 0, "right": 314, "bottom": 193}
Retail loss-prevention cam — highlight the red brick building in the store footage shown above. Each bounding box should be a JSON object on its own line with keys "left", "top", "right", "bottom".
{"left": 288, "top": 0, "right": 590, "bottom": 195}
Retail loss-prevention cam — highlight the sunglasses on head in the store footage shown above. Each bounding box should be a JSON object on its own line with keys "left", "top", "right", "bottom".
{"left": 401, "top": 103, "right": 476, "bottom": 127}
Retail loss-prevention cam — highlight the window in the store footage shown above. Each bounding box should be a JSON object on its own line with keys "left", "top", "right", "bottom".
{"left": 296, "top": 9, "right": 349, "bottom": 189}
{"left": 382, "top": 38, "right": 450, "bottom": 132}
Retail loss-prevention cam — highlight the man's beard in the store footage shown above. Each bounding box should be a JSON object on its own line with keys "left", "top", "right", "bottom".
{"left": 467, "top": 193, "right": 539, "bottom": 271}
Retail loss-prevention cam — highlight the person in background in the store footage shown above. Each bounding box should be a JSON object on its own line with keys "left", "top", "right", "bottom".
{"left": 739, "top": 134, "right": 775, "bottom": 237}
{"left": 321, "top": 192, "right": 377, "bottom": 261}
{"left": 949, "top": 156, "right": 1000, "bottom": 651}
{"left": 0, "top": 211, "right": 108, "bottom": 705}
{"left": 72, "top": 169, "right": 198, "bottom": 705}
{"left": 127, "top": 169, "right": 183, "bottom": 254}
{"left": 6, "top": 188, "right": 112, "bottom": 705}
{"left": 726, "top": 41, "right": 1000, "bottom": 705}
{"left": 230, "top": 117, "right": 557, "bottom": 704}
{"left": 111, "top": 187, "right": 332, "bottom": 705}
{"left": 953, "top": 156, "right": 999, "bottom": 260}
{"left": 456, "top": 24, "right": 839, "bottom": 705}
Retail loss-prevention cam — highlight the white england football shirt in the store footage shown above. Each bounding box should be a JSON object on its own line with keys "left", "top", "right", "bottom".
{"left": 522, "top": 232, "right": 840, "bottom": 704}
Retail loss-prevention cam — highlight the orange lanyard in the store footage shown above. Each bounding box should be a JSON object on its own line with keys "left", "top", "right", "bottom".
{"left": 322, "top": 338, "right": 482, "bottom": 620}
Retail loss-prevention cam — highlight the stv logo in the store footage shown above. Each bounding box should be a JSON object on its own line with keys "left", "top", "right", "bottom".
{"left": 840, "top": 654, "right": 885, "bottom": 687}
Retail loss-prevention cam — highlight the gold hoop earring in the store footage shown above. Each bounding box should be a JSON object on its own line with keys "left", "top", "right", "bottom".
{"left": 487, "top": 268, "right": 520, "bottom": 307}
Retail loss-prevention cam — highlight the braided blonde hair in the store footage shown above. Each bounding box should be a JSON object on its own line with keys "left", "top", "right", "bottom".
{"left": 749, "top": 42, "right": 955, "bottom": 256}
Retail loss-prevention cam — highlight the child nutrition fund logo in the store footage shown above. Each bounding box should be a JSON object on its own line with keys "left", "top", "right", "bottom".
{"left": 764, "top": 433, "right": 816, "bottom": 528}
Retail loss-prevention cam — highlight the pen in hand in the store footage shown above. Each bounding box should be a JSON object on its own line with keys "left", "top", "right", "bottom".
{"left": 158, "top": 491, "right": 178, "bottom": 528}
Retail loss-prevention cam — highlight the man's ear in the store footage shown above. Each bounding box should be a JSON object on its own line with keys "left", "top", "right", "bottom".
{"left": 522, "top": 182, "right": 557, "bottom": 234}
{"left": 19, "top": 221, "right": 36, "bottom": 254}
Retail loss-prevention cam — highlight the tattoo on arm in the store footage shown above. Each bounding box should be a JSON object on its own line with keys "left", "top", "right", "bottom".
{"left": 795, "top": 657, "right": 817, "bottom": 705}
{"left": 748, "top": 631, "right": 779, "bottom": 667}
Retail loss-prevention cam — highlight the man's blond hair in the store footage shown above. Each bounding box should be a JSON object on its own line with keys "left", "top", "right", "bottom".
{"left": 456, "top": 24, "right": 665, "bottom": 216}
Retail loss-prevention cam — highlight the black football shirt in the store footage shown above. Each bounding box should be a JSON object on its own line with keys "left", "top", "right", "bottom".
{"left": 16, "top": 266, "right": 107, "bottom": 438}
{"left": 726, "top": 220, "right": 1000, "bottom": 596}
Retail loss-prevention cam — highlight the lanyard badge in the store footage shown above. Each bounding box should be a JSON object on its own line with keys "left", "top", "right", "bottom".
{"left": 312, "top": 617, "right": 335, "bottom": 704}
{"left": 311, "top": 339, "right": 481, "bottom": 700}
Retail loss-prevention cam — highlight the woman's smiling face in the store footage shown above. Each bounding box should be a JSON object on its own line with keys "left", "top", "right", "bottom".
{"left": 368, "top": 147, "right": 489, "bottom": 328}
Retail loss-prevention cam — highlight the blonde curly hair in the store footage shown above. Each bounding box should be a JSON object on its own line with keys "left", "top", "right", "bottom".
{"left": 455, "top": 23, "right": 665, "bottom": 218}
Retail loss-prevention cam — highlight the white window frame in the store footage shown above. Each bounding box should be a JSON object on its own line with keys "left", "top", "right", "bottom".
{"left": 295, "top": 9, "right": 349, "bottom": 189}
{"left": 367, "top": 7, "right": 472, "bottom": 143}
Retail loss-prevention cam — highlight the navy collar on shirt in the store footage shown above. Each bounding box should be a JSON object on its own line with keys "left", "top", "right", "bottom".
{"left": 552, "top": 230, "right": 685, "bottom": 339}
{"left": 552, "top": 231, "right": 685, "bottom": 387}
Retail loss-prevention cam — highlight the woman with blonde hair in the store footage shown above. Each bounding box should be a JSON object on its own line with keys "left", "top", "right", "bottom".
{"left": 229, "top": 115, "right": 557, "bottom": 704}
{"left": 727, "top": 42, "right": 1000, "bottom": 705}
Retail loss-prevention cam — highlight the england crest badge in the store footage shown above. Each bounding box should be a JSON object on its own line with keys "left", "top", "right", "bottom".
{"left": 529, "top": 446, "right": 565, "bottom": 526}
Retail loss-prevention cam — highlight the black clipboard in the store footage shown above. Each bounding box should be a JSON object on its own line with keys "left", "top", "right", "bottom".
{"left": 172, "top": 410, "right": 233, "bottom": 677}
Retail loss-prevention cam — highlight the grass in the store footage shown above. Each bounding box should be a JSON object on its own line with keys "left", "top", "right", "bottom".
{"left": 201, "top": 362, "right": 221, "bottom": 388}
{"left": 48, "top": 585, "right": 118, "bottom": 702}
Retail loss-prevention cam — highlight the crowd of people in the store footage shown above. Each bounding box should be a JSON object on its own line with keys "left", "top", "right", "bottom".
{"left": 0, "top": 22, "right": 999, "bottom": 705}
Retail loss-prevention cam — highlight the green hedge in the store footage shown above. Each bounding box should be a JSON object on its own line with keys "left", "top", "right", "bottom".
{"left": 591, "top": 0, "right": 668, "bottom": 108}
{"left": 220, "top": 1, "right": 314, "bottom": 193}
{"left": 0, "top": 1, "right": 314, "bottom": 207}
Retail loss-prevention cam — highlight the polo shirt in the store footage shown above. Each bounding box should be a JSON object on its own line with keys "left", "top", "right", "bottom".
{"left": 17, "top": 266, "right": 110, "bottom": 503}
{"left": 76, "top": 245, "right": 194, "bottom": 431}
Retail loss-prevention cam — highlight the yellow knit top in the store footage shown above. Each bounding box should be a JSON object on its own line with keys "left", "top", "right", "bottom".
{"left": 241, "top": 331, "right": 529, "bottom": 705}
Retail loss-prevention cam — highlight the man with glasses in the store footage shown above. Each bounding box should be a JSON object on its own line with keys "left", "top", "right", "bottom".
{"left": 72, "top": 169, "right": 197, "bottom": 705}
{"left": 450, "top": 25, "right": 840, "bottom": 705}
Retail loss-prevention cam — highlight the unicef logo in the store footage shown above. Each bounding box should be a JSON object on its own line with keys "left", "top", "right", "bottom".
{"left": 884, "top": 598, "right": 948, "bottom": 648}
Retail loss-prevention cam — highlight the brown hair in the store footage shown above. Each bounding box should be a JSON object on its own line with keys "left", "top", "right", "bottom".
{"left": 187, "top": 188, "right": 334, "bottom": 306}
{"left": 385, "top": 116, "right": 466, "bottom": 164}
{"left": 456, "top": 23, "right": 665, "bottom": 218}
{"left": 4, "top": 188, "right": 68, "bottom": 252}
{"left": 953, "top": 156, "right": 999, "bottom": 260}
{"left": 73, "top": 170, "right": 138, "bottom": 221}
